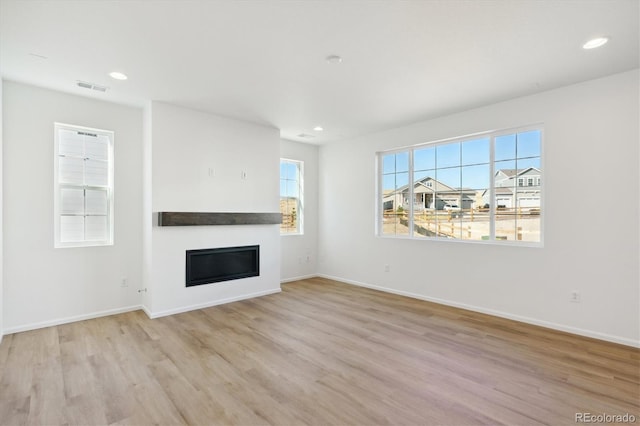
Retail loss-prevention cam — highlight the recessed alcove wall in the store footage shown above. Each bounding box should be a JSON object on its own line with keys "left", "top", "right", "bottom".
{"left": 143, "top": 101, "right": 281, "bottom": 318}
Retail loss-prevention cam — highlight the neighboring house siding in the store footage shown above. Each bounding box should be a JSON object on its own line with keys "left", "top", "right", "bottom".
{"left": 493, "top": 167, "right": 541, "bottom": 209}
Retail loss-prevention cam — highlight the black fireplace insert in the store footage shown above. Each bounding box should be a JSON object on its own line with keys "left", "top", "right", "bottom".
{"left": 186, "top": 245, "right": 259, "bottom": 287}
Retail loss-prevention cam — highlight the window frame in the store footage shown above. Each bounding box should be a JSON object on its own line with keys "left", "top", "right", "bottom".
{"left": 279, "top": 158, "right": 304, "bottom": 236}
{"left": 376, "top": 124, "right": 544, "bottom": 247}
{"left": 54, "top": 123, "right": 115, "bottom": 248}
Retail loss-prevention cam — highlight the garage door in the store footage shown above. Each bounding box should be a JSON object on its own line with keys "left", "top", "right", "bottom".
{"left": 518, "top": 198, "right": 539, "bottom": 208}
{"left": 496, "top": 197, "right": 512, "bottom": 208}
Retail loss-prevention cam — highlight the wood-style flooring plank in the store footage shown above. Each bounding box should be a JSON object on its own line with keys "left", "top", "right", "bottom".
{"left": 0, "top": 277, "right": 638, "bottom": 426}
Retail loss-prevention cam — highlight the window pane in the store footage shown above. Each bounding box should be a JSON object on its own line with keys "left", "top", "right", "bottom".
{"left": 436, "top": 167, "right": 460, "bottom": 189}
{"left": 85, "top": 216, "right": 107, "bottom": 241}
{"left": 58, "top": 129, "right": 84, "bottom": 157}
{"left": 59, "top": 157, "right": 84, "bottom": 185}
{"left": 396, "top": 152, "right": 409, "bottom": 173}
{"left": 382, "top": 209, "right": 409, "bottom": 236}
{"left": 517, "top": 130, "right": 541, "bottom": 159}
{"left": 436, "top": 142, "right": 460, "bottom": 168}
{"left": 466, "top": 186, "right": 491, "bottom": 241}
{"left": 494, "top": 160, "right": 516, "bottom": 191}
{"left": 285, "top": 162, "right": 298, "bottom": 180}
{"left": 461, "top": 164, "right": 489, "bottom": 189}
{"left": 86, "top": 189, "right": 108, "bottom": 215}
{"left": 516, "top": 157, "right": 540, "bottom": 170}
{"left": 395, "top": 172, "right": 409, "bottom": 189}
{"left": 494, "top": 210, "right": 517, "bottom": 241}
{"left": 495, "top": 134, "right": 516, "bottom": 161}
{"left": 415, "top": 147, "right": 435, "bottom": 171}
{"left": 60, "top": 188, "right": 84, "bottom": 215}
{"left": 382, "top": 174, "right": 397, "bottom": 192}
{"left": 60, "top": 216, "right": 84, "bottom": 242}
{"left": 382, "top": 154, "right": 396, "bottom": 174}
{"left": 286, "top": 180, "right": 299, "bottom": 199}
{"left": 85, "top": 135, "right": 109, "bottom": 161}
{"left": 461, "top": 138, "right": 489, "bottom": 166}
{"left": 85, "top": 159, "right": 108, "bottom": 186}
{"left": 516, "top": 191, "right": 541, "bottom": 242}
{"left": 415, "top": 170, "right": 434, "bottom": 183}
{"left": 280, "top": 197, "right": 297, "bottom": 233}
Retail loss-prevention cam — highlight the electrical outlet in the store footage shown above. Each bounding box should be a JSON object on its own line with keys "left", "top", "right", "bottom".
{"left": 241, "top": 170, "right": 247, "bottom": 179}
{"left": 121, "top": 277, "right": 128, "bottom": 288}
{"left": 306, "top": 255, "right": 310, "bottom": 263}
{"left": 384, "top": 264, "right": 390, "bottom": 272}
{"left": 570, "top": 290, "right": 580, "bottom": 303}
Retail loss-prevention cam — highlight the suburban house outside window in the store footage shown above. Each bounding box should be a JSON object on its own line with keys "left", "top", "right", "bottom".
{"left": 280, "top": 159, "right": 303, "bottom": 234}
{"left": 54, "top": 123, "right": 114, "bottom": 247}
{"left": 378, "top": 126, "right": 542, "bottom": 244}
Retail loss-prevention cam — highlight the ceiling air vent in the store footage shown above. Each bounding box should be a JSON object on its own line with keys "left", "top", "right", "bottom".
{"left": 77, "top": 80, "right": 108, "bottom": 92}
{"left": 297, "top": 133, "right": 315, "bottom": 139}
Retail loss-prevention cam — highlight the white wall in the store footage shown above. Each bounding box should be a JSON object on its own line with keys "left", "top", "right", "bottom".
{"left": 141, "top": 102, "right": 153, "bottom": 313}
{"left": 318, "top": 70, "right": 640, "bottom": 347}
{"left": 2, "top": 81, "right": 143, "bottom": 333}
{"left": 145, "top": 102, "right": 281, "bottom": 317}
{"left": 280, "top": 139, "right": 319, "bottom": 282}
{"left": 0, "top": 78, "right": 3, "bottom": 342}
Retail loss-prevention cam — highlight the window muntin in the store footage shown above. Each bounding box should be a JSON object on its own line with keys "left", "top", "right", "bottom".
{"left": 378, "top": 127, "right": 542, "bottom": 244}
{"left": 54, "top": 123, "right": 114, "bottom": 247}
{"left": 280, "top": 159, "right": 304, "bottom": 234}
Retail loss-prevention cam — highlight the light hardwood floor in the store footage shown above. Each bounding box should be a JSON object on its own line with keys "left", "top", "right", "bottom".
{"left": 0, "top": 277, "right": 638, "bottom": 425}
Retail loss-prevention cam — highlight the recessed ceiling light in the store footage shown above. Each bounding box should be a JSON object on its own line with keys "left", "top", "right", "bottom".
{"left": 583, "top": 37, "right": 609, "bottom": 50}
{"left": 326, "top": 55, "right": 343, "bottom": 64}
{"left": 313, "top": 126, "right": 324, "bottom": 131}
{"left": 109, "top": 71, "right": 128, "bottom": 80}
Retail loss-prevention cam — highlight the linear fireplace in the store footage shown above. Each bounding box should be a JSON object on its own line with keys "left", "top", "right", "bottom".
{"left": 186, "top": 245, "right": 259, "bottom": 287}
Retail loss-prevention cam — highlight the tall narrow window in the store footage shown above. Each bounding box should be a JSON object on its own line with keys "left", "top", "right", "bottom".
{"left": 54, "top": 123, "right": 114, "bottom": 247}
{"left": 280, "top": 159, "right": 303, "bottom": 234}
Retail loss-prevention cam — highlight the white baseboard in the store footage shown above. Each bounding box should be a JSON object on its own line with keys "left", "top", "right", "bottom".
{"left": 317, "top": 273, "right": 640, "bottom": 348}
{"left": 3, "top": 305, "right": 142, "bottom": 335}
{"left": 141, "top": 304, "right": 153, "bottom": 319}
{"left": 144, "top": 288, "right": 282, "bottom": 319}
{"left": 281, "top": 274, "right": 318, "bottom": 284}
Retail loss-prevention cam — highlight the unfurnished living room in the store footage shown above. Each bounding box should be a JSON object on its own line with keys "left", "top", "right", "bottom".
{"left": 0, "top": 1, "right": 638, "bottom": 425}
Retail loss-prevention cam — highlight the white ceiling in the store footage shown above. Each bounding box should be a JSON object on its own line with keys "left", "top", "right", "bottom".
{"left": 1, "top": 0, "right": 638, "bottom": 144}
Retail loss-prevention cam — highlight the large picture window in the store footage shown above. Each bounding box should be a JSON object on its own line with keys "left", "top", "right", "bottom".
{"left": 54, "top": 123, "right": 114, "bottom": 247}
{"left": 280, "top": 159, "right": 303, "bottom": 234}
{"left": 378, "top": 126, "right": 542, "bottom": 244}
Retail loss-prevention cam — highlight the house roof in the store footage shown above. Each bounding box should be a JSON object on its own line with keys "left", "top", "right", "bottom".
{"left": 481, "top": 187, "right": 513, "bottom": 196}
{"left": 495, "top": 167, "right": 541, "bottom": 178}
{"left": 385, "top": 176, "right": 475, "bottom": 197}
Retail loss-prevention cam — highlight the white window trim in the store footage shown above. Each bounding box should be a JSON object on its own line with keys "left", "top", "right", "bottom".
{"left": 376, "top": 124, "right": 544, "bottom": 247}
{"left": 54, "top": 123, "right": 115, "bottom": 248}
{"left": 280, "top": 158, "right": 304, "bottom": 236}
